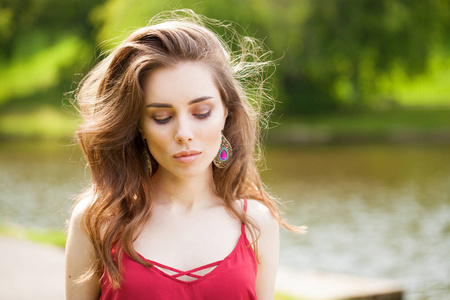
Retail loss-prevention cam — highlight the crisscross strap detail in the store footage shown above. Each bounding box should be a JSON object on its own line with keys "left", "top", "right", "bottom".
{"left": 100, "top": 198, "right": 258, "bottom": 299}
{"left": 151, "top": 260, "right": 222, "bottom": 279}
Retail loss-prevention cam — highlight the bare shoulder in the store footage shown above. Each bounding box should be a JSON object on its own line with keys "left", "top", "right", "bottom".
{"left": 244, "top": 201, "right": 280, "bottom": 299}
{"left": 245, "top": 199, "right": 279, "bottom": 232}
{"left": 69, "top": 195, "right": 95, "bottom": 225}
{"left": 65, "top": 195, "right": 100, "bottom": 300}
{"left": 242, "top": 198, "right": 280, "bottom": 288}
{"left": 66, "top": 195, "right": 96, "bottom": 255}
{"left": 67, "top": 195, "right": 96, "bottom": 250}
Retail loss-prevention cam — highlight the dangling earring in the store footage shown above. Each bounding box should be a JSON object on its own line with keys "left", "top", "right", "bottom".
{"left": 213, "top": 132, "right": 232, "bottom": 168}
{"left": 142, "top": 138, "right": 152, "bottom": 174}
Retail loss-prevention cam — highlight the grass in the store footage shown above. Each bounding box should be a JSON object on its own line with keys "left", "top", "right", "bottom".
{"left": 0, "top": 223, "right": 66, "bottom": 248}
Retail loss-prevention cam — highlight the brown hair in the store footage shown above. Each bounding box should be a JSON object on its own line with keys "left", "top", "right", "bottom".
{"left": 73, "top": 9, "right": 304, "bottom": 289}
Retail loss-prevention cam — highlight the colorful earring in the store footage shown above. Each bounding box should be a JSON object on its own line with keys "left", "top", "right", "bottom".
{"left": 142, "top": 138, "right": 152, "bottom": 174}
{"left": 213, "top": 132, "right": 232, "bottom": 168}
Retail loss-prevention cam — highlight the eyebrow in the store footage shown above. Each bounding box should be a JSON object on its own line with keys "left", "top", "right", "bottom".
{"left": 145, "top": 96, "right": 213, "bottom": 108}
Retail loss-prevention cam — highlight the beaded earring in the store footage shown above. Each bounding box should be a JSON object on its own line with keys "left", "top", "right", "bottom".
{"left": 213, "top": 132, "right": 232, "bottom": 168}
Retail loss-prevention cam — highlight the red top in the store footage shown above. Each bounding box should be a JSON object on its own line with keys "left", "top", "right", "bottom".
{"left": 99, "top": 199, "right": 257, "bottom": 300}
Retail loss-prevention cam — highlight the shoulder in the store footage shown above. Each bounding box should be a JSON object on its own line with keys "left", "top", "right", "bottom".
{"left": 237, "top": 199, "right": 280, "bottom": 299}
{"left": 67, "top": 194, "right": 97, "bottom": 241}
{"left": 244, "top": 199, "right": 279, "bottom": 233}
{"left": 66, "top": 195, "right": 101, "bottom": 299}
{"left": 238, "top": 199, "right": 279, "bottom": 253}
{"left": 69, "top": 195, "right": 95, "bottom": 226}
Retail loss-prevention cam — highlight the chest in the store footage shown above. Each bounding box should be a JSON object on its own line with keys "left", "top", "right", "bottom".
{"left": 100, "top": 241, "right": 258, "bottom": 300}
{"left": 133, "top": 206, "right": 242, "bottom": 273}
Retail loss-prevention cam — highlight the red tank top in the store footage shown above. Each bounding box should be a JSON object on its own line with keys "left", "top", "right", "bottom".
{"left": 99, "top": 199, "right": 257, "bottom": 300}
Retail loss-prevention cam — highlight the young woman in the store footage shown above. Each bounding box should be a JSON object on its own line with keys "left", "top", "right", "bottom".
{"left": 65, "top": 10, "right": 303, "bottom": 300}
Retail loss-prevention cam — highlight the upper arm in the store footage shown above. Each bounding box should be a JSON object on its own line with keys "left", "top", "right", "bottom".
{"left": 65, "top": 197, "right": 101, "bottom": 300}
{"left": 246, "top": 199, "right": 280, "bottom": 300}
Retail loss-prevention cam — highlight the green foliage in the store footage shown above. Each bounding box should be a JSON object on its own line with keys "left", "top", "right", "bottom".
{"left": 0, "top": 0, "right": 104, "bottom": 109}
{"left": 0, "top": 0, "right": 104, "bottom": 60}
{"left": 377, "top": 47, "right": 450, "bottom": 106}
{"left": 0, "top": 0, "right": 449, "bottom": 120}
{"left": 90, "top": 0, "right": 450, "bottom": 113}
{"left": 296, "top": 0, "right": 450, "bottom": 109}
{"left": 0, "top": 36, "right": 90, "bottom": 104}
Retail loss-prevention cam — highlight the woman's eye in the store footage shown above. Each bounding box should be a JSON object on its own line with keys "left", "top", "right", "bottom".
{"left": 153, "top": 116, "right": 171, "bottom": 124}
{"left": 195, "top": 111, "right": 211, "bottom": 119}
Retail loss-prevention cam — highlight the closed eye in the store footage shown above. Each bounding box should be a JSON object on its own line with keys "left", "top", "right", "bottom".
{"left": 153, "top": 116, "right": 171, "bottom": 124}
{"left": 195, "top": 111, "right": 211, "bottom": 119}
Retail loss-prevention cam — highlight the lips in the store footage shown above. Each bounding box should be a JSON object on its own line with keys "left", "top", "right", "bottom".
{"left": 173, "top": 150, "right": 202, "bottom": 163}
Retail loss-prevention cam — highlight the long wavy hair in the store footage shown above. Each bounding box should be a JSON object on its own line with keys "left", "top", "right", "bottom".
{"left": 73, "top": 10, "right": 304, "bottom": 289}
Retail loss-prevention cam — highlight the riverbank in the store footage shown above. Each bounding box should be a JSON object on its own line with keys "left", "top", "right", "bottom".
{"left": 267, "top": 107, "right": 450, "bottom": 145}
{"left": 1, "top": 106, "right": 450, "bottom": 145}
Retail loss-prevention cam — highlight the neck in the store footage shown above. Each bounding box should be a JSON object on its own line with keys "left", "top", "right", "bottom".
{"left": 149, "top": 166, "right": 219, "bottom": 210}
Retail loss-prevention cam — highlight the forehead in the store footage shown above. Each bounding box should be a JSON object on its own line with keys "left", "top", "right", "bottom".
{"left": 142, "top": 62, "right": 221, "bottom": 105}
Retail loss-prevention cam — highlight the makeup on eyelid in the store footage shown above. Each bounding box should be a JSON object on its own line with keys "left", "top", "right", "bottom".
{"left": 151, "top": 110, "right": 212, "bottom": 124}
{"left": 150, "top": 104, "right": 212, "bottom": 117}
{"left": 139, "top": 62, "right": 227, "bottom": 179}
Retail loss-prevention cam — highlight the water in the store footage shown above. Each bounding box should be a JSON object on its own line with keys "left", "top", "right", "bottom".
{"left": 1, "top": 141, "right": 449, "bottom": 299}
{"left": 0, "top": 141, "right": 88, "bottom": 228}
{"left": 263, "top": 145, "right": 450, "bottom": 299}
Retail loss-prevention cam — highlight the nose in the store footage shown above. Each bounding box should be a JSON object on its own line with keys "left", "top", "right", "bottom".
{"left": 174, "top": 117, "right": 194, "bottom": 144}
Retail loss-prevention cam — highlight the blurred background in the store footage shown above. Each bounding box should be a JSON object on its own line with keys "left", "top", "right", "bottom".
{"left": 0, "top": 0, "right": 449, "bottom": 299}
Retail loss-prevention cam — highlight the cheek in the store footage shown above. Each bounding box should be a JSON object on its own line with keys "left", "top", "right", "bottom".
{"left": 150, "top": 129, "right": 167, "bottom": 141}
{"left": 143, "top": 125, "right": 169, "bottom": 156}
{"left": 200, "top": 119, "right": 224, "bottom": 151}
{"left": 206, "top": 131, "right": 222, "bottom": 152}
{"left": 146, "top": 138, "right": 170, "bottom": 167}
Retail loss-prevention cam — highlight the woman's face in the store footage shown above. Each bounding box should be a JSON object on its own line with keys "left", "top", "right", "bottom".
{"left": 139, "top": 62, "right": 227, "bottom": 179}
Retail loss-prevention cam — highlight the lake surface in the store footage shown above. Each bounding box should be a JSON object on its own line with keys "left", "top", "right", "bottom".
{"left": 1, "top": 141, "right": 449, "bottom": 299}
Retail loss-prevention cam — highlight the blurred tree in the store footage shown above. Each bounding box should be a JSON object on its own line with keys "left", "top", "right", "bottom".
{"left": 1, "top": 0, "right": 448, "bottom": 113}
{"left": 90, "top": 0, "right": 313, "bottom": 113}
{"left": 0, "top": 0, "right": 104, "bottom": 60}
{"left": 91, "top": 0, "right": 450, "bottom": 114}
{"left": 297, "top": 0, "right": 450, "bottom": 110}
{"left": 0, "top": 0, "right": 105, "bottom": 107}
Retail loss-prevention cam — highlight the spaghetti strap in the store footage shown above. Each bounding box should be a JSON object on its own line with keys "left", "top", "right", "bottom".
{"left": 101, "top": 197, "right": 258, "bottom": 299}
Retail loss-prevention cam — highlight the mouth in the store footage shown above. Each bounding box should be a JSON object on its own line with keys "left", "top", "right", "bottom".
{"left": 173, "top": 150, "right": 202, "bottom": 163}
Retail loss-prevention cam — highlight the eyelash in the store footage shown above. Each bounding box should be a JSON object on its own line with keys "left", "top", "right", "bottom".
{"left": 153, "top": 117, "right": 171, "bottom": 124}
{"left": 195, "top": 111, "right": 211, "bottom": 119}
{"left": 153, "top": 111, "right": 211, "bottom": 124}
